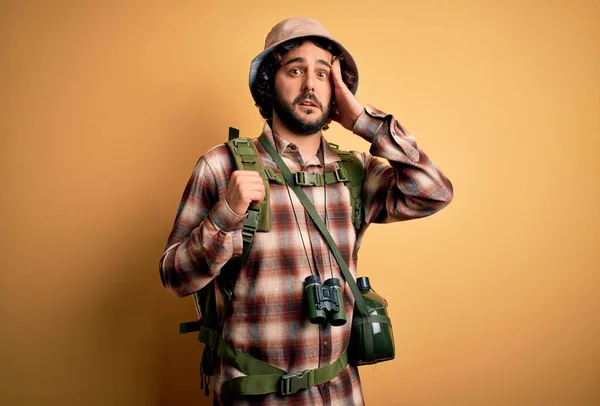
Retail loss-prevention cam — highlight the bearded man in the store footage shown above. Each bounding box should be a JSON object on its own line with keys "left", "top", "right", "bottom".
{"left": 160, "top": 17, "right": 453, "bottom": 405}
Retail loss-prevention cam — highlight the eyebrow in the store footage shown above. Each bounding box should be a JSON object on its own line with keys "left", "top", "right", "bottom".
{"left": 284, "top": 57, "right": 331, "bottom": 68}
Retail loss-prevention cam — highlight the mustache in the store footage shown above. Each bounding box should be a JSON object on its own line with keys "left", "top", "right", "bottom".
{"left": 294, "top": 93, "right": 322, "bottom": 109}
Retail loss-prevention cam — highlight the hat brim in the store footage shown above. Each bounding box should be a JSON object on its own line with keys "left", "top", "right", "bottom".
{"left": 249, "top": 34, "right": 359, "bottom": 104}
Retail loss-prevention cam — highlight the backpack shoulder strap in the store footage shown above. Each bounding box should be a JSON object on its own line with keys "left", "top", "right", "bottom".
{"left": 221, "top": 129, "right": 271, "bottom": 302}
{"left": 329, "top": 144, "right": 365, "bottom": 230}
{"left": 225, "top": 132, "right": 271, "bottom": 234}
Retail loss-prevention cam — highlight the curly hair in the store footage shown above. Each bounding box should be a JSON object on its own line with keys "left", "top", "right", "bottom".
{"left": 253, "top": 36, "right": 358, "bottom": 130}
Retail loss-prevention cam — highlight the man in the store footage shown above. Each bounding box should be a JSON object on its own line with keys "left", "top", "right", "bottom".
{"left": 160, "top": 17, "right": 453, "bottom": 405}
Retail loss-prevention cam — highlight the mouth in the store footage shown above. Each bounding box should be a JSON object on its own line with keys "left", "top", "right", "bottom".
{"left": 297, "top": 100, "right": 319, "bottom": 108}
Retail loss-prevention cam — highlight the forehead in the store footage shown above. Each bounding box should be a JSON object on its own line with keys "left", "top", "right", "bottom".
{"left": 281, "top": 41, "right": 333, "bottom": 63}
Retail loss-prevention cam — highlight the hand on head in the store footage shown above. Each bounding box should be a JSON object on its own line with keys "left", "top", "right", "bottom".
{"left": 330, "top": 59, "right": 364, "bottom": 131}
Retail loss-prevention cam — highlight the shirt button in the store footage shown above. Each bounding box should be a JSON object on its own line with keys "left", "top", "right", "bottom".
{"left": 323, "top": 342, "right": 328, "bottom": 347}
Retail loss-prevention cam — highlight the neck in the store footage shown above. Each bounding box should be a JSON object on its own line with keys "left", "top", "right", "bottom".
{"left": 271, "top": 117, "right": 322, "bottom": 162}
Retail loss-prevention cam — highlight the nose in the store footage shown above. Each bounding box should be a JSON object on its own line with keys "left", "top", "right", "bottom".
{"left": 302, "top": 73, "right": 315, "bottom": 93}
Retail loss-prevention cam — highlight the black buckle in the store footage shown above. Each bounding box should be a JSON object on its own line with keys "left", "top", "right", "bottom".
{"left": 280, "top": 369, "right": 315, "bottom": 395}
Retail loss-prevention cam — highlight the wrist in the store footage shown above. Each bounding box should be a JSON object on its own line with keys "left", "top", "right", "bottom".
{"left": 348, "top": 102, "right": 364, "bottom": 129}
{"left": 226, "top": 197, "right": 247, "bottom": 216}
{"left": 211, "top": 199, "right": 246, "bottom": 231}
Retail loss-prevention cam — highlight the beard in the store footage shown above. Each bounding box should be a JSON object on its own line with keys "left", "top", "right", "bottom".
{"left": 272, "top": 90, "right": 334, "bottom": 136}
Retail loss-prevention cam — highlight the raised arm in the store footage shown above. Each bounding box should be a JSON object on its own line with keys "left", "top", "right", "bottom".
{"left": 353, "top": 106, "right": 454, "bottom": 224}
{"left": 159, "top": 156, "right": 246, "bottom": 298}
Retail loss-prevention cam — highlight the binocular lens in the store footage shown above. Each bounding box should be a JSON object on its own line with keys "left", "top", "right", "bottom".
{"left": 304, "top": 275, "right": 327, "bottom": 324}
{"left": 324, "top": 278, "right": 346, "bottom": 326}
{"left": 304, "top": 276, "right": 346, "bottom": 326}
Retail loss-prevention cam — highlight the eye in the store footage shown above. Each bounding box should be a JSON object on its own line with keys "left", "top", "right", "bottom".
{"left": 316, "top": 70, "right": 329, "bottom": 79}
{"left": 290, "top": 67, "right": 303, "bottom": 75}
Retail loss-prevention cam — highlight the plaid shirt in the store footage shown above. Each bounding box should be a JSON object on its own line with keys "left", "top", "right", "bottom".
{"left": 160, "top": 105, "right": 453, "bottom": 405}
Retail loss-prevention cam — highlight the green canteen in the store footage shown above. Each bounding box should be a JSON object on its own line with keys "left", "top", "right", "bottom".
{"left": 349, "top": 276, "right": 395, "bottom": 365}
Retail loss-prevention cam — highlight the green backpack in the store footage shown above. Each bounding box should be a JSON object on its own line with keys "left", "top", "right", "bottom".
{"left": 179, "top": 128, "right": 365, "bottom": 400}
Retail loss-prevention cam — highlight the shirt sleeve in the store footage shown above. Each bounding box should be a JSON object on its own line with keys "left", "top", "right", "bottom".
{"left": 159, "top": 157, "right": 245, "bottom": 298}
{"left": 352, "top": 105, "right": 454, "bottom": 224}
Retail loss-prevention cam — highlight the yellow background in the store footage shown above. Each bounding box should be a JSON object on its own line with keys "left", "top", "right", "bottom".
{"left": 1, "top": 1, "right": 599, "bottom": 405}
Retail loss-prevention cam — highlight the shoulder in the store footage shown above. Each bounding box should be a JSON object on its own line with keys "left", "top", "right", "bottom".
{"left": 184, "top": 143, "right": 236, "bottom": 192}
{"left": 333, "top": 147, "right": 370, "bottom": 171}
{"left": 346, "top": 150, "right": 384, "bottom": 172}
{"left": 200, "top": 142, "right": 236, "bottom": 178}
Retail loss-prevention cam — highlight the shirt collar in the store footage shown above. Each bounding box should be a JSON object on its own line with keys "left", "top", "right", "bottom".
{"left": 261, "top": 121, "right": 342, "bottom": 166}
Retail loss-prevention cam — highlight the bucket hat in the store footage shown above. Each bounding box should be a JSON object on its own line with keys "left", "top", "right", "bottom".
{"left": 249, "top": 17, "right": 359, "bottom": 103}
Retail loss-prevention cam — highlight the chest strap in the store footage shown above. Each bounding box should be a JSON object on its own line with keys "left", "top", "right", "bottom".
{"left": 198, "top": 324, "right": 348, "bottom": 400}
{"left": 293, "top": 168, "right": 349, "bottom": 186}
{"left": 260, "top": 167, "right": 350, "bottom": 187}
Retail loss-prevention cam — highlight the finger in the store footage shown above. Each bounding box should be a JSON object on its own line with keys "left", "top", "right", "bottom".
{"left": 331, "top": 59, "right": 345, "bottom": 87}
{"left": 237, "top": 178, "right": 265, "bottom": 192}
{"left": 231, "top": 171, "right": 264, "bottom": 184}
{"left": 237, "top": 176, "right": 264, "bottom": 186}
{"left": 245, "top": 190, "right": 266, "bottom": 204}
{"left": 232, "top": 170, "right": 263, "bottom": 178}
{"left": 241, "top": 183, "right": 266, "bottom": 194}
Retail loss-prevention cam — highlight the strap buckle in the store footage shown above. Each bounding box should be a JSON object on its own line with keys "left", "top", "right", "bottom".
{"left": 231, "top": 138, "right": 250, "bottom": 147}
{"left": 294, "top": 172, "right": 323, "bottom": 186}
{"left": 280, "top": 369, "right": 315, "bottom": 396}
{"left": 241, "top": 206, "right": 261, "bottom": 243}
{"left": 263, "top": 168, "right": 277, "bottom": 180}
{"left": 262, "top": 168, "right": 284, "bottom": 185}
{"left": 334, "top": 167, "right": 349, "bottom": 182}
{"left": 353, "top": 202, "right": 362, "bottom": 229}
{"left": 232, "top": 138, "right": 257, "bottom": 159}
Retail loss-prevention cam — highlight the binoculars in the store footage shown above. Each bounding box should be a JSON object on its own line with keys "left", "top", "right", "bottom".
{"left": 303, "top": 275, "right": 346, "bottom": 326}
